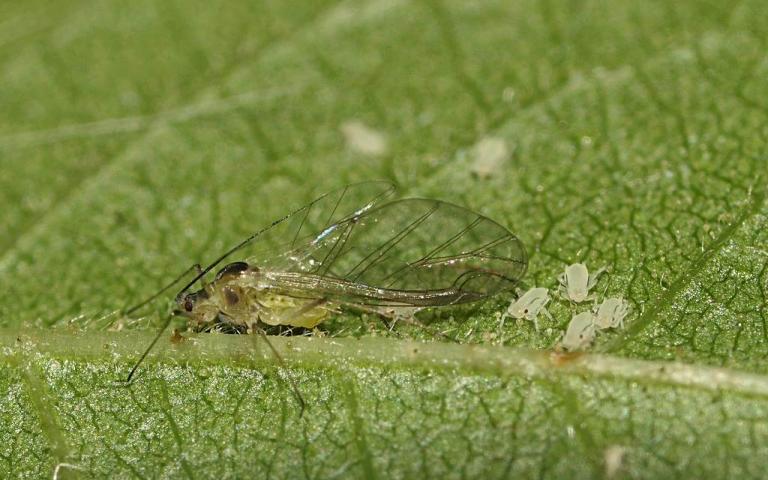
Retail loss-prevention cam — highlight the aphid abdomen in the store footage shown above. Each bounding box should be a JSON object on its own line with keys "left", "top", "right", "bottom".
{"left": 257, "top": 293, "right": 330, "bottom": 328}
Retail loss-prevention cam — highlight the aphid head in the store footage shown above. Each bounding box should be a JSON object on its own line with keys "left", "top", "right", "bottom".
{"left": 175, "top": 289, "right": 209, "bottom": 316}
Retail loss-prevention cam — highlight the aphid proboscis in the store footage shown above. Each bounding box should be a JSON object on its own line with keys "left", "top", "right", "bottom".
{"left": 122, "top": 182, "right": 528, "bottom": 392}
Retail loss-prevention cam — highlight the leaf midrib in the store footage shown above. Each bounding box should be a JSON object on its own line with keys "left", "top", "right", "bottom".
{"left": 8, "top": 328, "right": 768, "bottom": 400}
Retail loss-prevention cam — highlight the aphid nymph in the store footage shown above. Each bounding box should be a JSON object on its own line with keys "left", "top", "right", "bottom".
{"left": 501, "top": 287, "right": 553, "bottom": 331}
{"left": 558, "top": 263, "right": 606, "bottom": 303}
{"left": 593, "top": 297, "right": 629, "bottom": 330}
{"left": 561, "top": 311, "right": 596, "bottom": 351}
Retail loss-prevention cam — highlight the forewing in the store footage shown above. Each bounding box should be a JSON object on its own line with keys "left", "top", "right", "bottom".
{"left": 258, "top": 199, "right": 528, "bottom": 306}
{"left": 187, "top": 181, "right": 395, "bottom": 292}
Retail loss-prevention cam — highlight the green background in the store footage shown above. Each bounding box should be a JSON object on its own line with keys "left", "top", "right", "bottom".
{"left": 1, "top": 0, "right": 767, "bottom": 478}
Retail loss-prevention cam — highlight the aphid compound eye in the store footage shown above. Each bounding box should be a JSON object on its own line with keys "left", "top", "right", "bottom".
{"left": 184, "top": 296, "right": 194, "bottom": 312}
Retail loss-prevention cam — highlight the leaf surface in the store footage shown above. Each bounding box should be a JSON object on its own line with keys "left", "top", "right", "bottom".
{"left": 1, "top": 0, "right": 767, "bottom": 478}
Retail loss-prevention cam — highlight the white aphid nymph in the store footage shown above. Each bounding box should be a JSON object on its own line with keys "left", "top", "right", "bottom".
{"left": 558, "top": 263, "right": 607, "bottom": 303}
{"left": 594, "top": 297, "right": 629, "bottom": 330}
{"left": 501, "top": 287, "right": 554, "bottom": 331}
{"left": 561, "top": 311, "right": 596, "bottom": 351}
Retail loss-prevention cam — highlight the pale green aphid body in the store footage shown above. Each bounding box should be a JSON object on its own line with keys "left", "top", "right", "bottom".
{"left": 557, "top": 263, "right": 606, "bottom": 303}
{"left": 561, "top": 311, "right": 596, "bottom": 351}
{"left": 501, "top": 287, "right": 553, "bottom": 331}
{"left": 594, "top": 297, "right": 629, "bottom": 330}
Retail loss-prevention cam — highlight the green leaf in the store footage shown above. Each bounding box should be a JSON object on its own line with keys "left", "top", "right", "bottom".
{"left": 1, "top": 0, "right": 767, "bottom": 478}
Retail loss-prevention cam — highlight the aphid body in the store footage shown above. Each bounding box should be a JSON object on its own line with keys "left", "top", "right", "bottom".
{"left": 501, "top": 287, "right": 553, "bottom": 331}
{"left": 179, "top": 262, "right": 334, "bottom": 332}
{"left": 558, "top": 263, "right": 606, "bottom": 303}
{"left": 125, "top": 181, "right": 529, "bottom": 384}
{"left": 561, "top": 311, "right": 596, "bottom": 351}
{"left": 594, "top": 297, "right": 629, "bottom": 330}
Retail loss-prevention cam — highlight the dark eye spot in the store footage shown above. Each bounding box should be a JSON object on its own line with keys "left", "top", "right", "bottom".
{"left": 224, "top": 288, "right": 239, "bottom": 306}
{"left": 523, "top": 308, "right": 529, "bottom": 314}
{"left": 184, "top": 297, "right": 194, "bottom": 312}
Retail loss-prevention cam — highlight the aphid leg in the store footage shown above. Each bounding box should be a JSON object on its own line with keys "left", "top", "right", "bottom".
{"left": 343, "top": 304, "right": 397, "bottom": 331}
{"left": 402, "top": 315, "right": 456, "bottom": 341}
{"left": 124, "top": 263, "right": 203, "bottom": 316}
{"left": 386, "top": 307, "right": 423, "bottom": 331}
{"left": 248, "top": 299, "right": 336, "bottom": 417}
{"left": 587, "top": 266, "right": 609, "bottom": 290}
{"left": 542, "top": 306, "right": 555, "bottom": 325}
{"left": 498, "top": 311, "right": 510, "bottom": 331}
{"left": 616, "top": 304, "right": 629, "bottom": 329}
{"left": 555, "top": 274, "right": 571, "bottom": 301}
{"left": 53, "top": 462, "right": 84, "bottom": 480}
{"left": 593, "top": 285, "right": 609, "bottom": 312}
{"left": 553, "top": 330, "right": 565, "bottom": 352}
{"left": 499, "top": 287, "right": 526, "bottom": 329}
{"left": 344, "top": 303, "right": 455, "bottom": 341}
{"left": 382, "top": 307, "right": 462, "bottom": 342}
{"left": 251, "top": 326, "right": 306, "bottom": 418}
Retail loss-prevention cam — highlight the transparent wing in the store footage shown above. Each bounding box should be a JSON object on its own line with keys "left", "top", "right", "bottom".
{"left": 254, "top": 199, "right": 528, "bottom": 306}
{"left": 179, "top": 181, "right": 396, "bottom": 297}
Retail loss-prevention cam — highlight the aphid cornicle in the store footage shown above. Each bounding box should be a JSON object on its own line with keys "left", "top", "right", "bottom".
{"left": 124, "top": 181, "right": 528, "bottom": 385}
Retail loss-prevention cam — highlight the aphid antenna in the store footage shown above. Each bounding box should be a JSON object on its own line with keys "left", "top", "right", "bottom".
{"left": 122, "top": 313, "right": 176, "bottom": 384}
{"left": 124, "top": 263, "right": 202, "bottom": 316}
{"left": 513, "top": 282, "right": 532, "bottom": 296}
{"left": 169, "top": 196, "right": 340, "bottom": 306}
{"left": 592, "top": 284, "right": 610, "bottom": 308}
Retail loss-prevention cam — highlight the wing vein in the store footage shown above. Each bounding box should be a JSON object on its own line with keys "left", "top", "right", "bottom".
{"left": 347, "top": 203, "right": 440, "bottom": 282}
